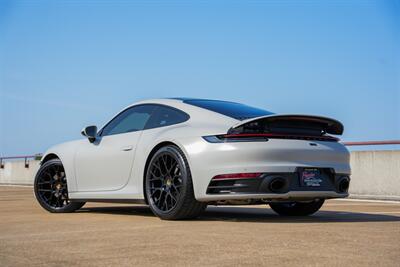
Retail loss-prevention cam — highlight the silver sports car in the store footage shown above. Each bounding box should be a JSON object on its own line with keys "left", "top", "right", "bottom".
{"left": 34, "top": 98, "right": 351, "bottom": 219}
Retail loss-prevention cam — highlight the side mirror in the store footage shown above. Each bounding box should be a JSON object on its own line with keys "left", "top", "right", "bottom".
{"left": 81, "top": 125, "right": 98, "bottom": 143}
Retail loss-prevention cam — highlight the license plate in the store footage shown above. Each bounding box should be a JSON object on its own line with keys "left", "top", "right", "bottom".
{"left": 300, "top": 168, "right": 322, "bottom": 187}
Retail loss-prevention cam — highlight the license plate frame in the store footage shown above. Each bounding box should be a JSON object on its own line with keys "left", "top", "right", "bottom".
{"left": 300, "top": 168, "right": 323, "bottom": 187}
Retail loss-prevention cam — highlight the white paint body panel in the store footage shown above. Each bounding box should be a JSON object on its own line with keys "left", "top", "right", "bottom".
{"left": 39, "top": 98, "right": 351, "bottom": 202}
{"left": 74, "top": 131, "right": 141, "bottom": 191}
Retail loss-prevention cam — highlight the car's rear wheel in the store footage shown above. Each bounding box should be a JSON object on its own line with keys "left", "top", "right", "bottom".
{"left": 34, "top": 159, "right": 85, "bottom": 213}
{"left": 145, "top": 145, "right": 206, "bottom": 220}
{"left": 269, "top": 199, "right": 325, "bottom": 216}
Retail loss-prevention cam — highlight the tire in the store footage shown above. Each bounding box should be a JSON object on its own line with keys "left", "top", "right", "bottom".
{"left": 34, "top": 158, "right": 85, "bottom": 213}
{"left": 269, "top": 199, "right": 325, "bottom": 216}
{"left": 145, "top": 145, "right": 206, "bottom": 220}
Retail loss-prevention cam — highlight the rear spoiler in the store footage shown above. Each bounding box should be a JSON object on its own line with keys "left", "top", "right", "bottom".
{"left": 228, "top": 114, "right": 344, "bottom": 135}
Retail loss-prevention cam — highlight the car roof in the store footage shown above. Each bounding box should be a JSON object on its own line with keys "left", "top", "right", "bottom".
{"left": 170, "top": 97, "right": 236, "bottom": 102}
{"left": 133, "top": 97, "right": 240, "bottom": 106}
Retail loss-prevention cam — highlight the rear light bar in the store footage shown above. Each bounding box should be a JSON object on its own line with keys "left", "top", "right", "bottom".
{"left": 212, "top": 173, "right": 262, "bottom": 180}
{"left": 224, "top": 133, "right": 339, "bottom": 141}
{"left": 203, "top": 133, "right": 339, "bottom": 143}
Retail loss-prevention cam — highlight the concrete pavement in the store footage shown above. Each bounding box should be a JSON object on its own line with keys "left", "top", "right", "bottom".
{"left": 0, "top": 186, "right": 399, "bottom": 266}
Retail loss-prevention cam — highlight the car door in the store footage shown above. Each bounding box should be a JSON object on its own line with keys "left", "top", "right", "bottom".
{"left": 75, "top": 105, "right": 156, "bottom": 192}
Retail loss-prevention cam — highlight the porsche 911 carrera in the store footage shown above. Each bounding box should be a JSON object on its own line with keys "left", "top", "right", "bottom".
{"left": 34, "top": 98, "right": 351, "bottom": 219}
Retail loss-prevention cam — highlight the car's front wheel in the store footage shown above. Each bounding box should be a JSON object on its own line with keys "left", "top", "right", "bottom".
{"left": 269, "top": 199, "right": 325, "bottom": 216}
{"left": 145, "top": 145, "right": 206, "bottom": 220}
{"left": 34, "top": 159, "right": 85, "bottom": 213}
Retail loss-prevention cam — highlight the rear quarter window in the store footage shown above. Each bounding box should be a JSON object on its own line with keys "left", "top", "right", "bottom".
{"left": 145, "top": 105, "right": 189, "bottom": 129}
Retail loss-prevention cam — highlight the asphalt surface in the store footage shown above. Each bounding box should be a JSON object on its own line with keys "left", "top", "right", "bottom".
{"left": 0, "top": 186, "right": 399, "bottom": 267}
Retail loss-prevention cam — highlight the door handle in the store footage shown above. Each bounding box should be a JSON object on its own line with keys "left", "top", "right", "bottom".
{"left": 121, "top": 146, "right": 133, "bottom": 151}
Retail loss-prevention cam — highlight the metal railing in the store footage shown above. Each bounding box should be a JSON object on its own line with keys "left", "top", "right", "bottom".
{"left": 0, "top": 155, "right": 42, "bottom": 169}
{"left": 342, "top": 140, "right": 400, "bottom": 146}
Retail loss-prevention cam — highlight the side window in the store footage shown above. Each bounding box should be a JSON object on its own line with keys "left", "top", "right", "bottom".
{"left": 145, "top": 105, "right": 189, "bottom": 129}
{"left": 101, "top": 105, "right": 156, "bottom": 136}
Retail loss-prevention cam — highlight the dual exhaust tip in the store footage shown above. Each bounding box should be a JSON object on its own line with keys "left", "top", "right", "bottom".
{"left": 269, "top": 177, "right": 288, "bottom": 193}
{"left": 264, "top": 175, "right": 350, "bottom": 194}
{"left": 337, "top": 176, "right": 350, "bottom": 193}
{"left": 261, "top": 176, "right": 289, "bottom": 193}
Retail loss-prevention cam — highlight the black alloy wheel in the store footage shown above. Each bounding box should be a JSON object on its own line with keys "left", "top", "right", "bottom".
{"left": 145, "top": 145, "right": 206, "bottom": 220}
{"left": 34, "top": 159, "right": 85, "bottom": 213}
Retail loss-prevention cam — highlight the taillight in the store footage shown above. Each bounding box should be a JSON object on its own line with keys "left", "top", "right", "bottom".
{"left": 203, "top": 133, "right": 339, "bottom": 143}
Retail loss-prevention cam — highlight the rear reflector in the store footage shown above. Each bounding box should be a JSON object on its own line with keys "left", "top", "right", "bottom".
{"left": 212, "top": 173, "right": 262, "bottom": 180}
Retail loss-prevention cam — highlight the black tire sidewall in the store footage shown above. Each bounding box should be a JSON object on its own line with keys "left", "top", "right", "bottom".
{"left": 145, "top": 146, "right": 192, "bottom": 219}
{"left": 34, "top": 159, "right": 84, "bottom": 213}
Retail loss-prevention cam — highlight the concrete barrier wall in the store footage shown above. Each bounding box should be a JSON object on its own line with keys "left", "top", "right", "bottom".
{"left": 349, "top": 150, "right": 400, "bottom": 200}
{"left": 0, "top": 160, "right": 40, "bottom": 185}
{"left": 1, "top": 150, "right": 399, "bottom": 200}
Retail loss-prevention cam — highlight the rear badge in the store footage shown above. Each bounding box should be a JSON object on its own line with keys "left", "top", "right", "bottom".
{"left": 309, "top": 143, "right": 318, "bottom": 146}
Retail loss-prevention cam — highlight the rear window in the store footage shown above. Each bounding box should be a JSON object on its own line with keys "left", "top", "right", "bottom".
{"left": 183, "top": 99, "right": 273, "bottom": 120}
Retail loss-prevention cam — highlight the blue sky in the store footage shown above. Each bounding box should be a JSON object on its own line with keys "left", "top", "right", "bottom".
{"left": 0, "top": 0, "right": 399, "bottom": 156}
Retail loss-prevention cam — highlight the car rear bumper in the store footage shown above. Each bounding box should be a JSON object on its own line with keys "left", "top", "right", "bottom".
{"left": 197, "top": 191, "right": 349, "bottom": 202}
{"left": 177, "top": 137, "right": 351, "bottom": 201}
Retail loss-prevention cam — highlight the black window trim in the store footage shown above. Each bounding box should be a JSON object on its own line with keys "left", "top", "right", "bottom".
{"left": 98, "top": 104, "right": 190, "bottom": 137}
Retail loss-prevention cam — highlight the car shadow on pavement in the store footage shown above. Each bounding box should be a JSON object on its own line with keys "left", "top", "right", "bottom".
{"left": 78, "top": 205, "right": 400, "bottom": 223}
{"left": 200, "top": 206, "right": 400, "bottom": 223}
{"left": 78, "top": 205, "right": 155, "bottom": 217}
